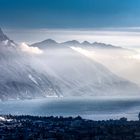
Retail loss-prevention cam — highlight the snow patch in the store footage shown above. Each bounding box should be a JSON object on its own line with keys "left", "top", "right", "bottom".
{"left": 0, "top": 117, "right": 6, "bottom": 121}
{"left": 28, "top": 74, "right": 39, "bottom": 85}
{"left": 0, "top": 117, "right": 12, "bottom": 122}
{"left": 2, "top": 40, "right": 8, "bottom": 45}
{"left": 11, "top": 42, "right": 16, "bottom": 47}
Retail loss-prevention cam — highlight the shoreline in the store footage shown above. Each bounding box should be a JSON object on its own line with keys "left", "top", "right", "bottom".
{"left": 0, "top": 97, "right": 140, "bottom": 121}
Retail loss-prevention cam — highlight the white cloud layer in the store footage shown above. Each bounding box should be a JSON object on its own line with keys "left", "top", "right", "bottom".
{"left": 20, "top": 42, "right": 43, "bottom": 54}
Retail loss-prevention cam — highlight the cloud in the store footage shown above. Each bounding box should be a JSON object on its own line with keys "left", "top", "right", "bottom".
{"left": 127, "top": 54, "right": 140, "bottom": 60}
{"left": 70, "top": 46, "right": 95, "bottom": 59}
{"left": 20, "top": 42, "right": 43, "bottom": 55}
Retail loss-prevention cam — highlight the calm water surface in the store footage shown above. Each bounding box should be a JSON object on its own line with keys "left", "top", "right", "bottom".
{"left": 0, "top": 97, "right": 140, "bottom": 120}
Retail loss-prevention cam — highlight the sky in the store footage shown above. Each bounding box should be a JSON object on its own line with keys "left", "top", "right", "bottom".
{"left": 1, "top": 0, "right": 140, "bottom": 48}
{"left": 0, "top": 0, "right": 140, "bottom": 29}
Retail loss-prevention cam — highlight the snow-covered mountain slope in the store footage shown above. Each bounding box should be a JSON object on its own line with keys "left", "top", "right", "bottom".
{"left": 69, "top": 44, "right": 140, "bottom": 86}
{"left": 0, "top": 29, "right": 61, "bottom": 100}
{"left": 31, "top": 37, "right": 139, "bottom": 96}
{"left": 31, "top": 38, "right": 140, "bottom": 86}
{"left": 0, "top": 29, "right": 140, "bottom": 100}
{"left": 31, "top": 39, "right": 140, "bottom": 96}
{"left": 0, "top": 47, "right": 61, "bottom": 100}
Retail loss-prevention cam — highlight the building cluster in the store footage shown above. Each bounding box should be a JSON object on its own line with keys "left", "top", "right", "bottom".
{"left": 0, "top": 115, "right": 140, "bottom": 140}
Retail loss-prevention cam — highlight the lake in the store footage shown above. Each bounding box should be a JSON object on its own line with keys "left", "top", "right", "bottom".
{"left": 0, "top": 97, "right": 140, "bottom": 120}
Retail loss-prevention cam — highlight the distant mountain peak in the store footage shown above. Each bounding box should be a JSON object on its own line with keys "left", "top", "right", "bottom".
{"left": 31, "top": 38, "right": 122, "bottom": 50}
{"left": 0, "top": 28, "right": 9, "bottom": 42}
{"left": 0, "top": 28, "right": 17, "bottom": 47}
{"left": 82, "top": 41, "right": 91, "bottom": 46}
{"left": 92, "top": 42, "right": 120, "bottom": 49}
{"left": 93, "top": 42, "right": 106, "bottom": 45}
{"left": 0, "top": 27, "right": 3, "bottom": 33}
{"left": 43, "top": 39, "right": 57, "bottom": 44}
{"left": 0, "top": 27, "right": 3, "bottom": 34}
{"left": 62, "top": 40, "right": 80, "bottom": 45}
{"left": 31, "top": 39, "right": 58, "bottom": 48}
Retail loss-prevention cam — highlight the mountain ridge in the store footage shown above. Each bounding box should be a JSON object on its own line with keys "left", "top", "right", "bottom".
{"left": 31, "top": 39, "right": 122, "bottom": 49}
{"left": 0, "top": 28, "right": 139, "bottom": 100}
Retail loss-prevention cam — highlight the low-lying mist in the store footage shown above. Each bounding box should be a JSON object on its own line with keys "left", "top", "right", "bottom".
{"left": 71, "top": 47, "right": 140, "bottom": 86}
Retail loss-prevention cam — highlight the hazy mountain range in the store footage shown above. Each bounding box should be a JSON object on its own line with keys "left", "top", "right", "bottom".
{"left": 31, "top": 38, "right": 121, "bottom": 49}
{"left": 0, "top": 28, "right": 140, "bottom": 100}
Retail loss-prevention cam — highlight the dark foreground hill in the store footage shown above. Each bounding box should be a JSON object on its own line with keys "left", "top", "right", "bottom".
{"left": 0, "top": 115, "right": 140, "bottom": 140}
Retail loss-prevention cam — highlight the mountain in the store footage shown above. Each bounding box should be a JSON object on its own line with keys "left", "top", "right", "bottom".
{"left": 62, "top": 40, "right": 80, "bottom": 46}
{"left": 32, "top": 39, "right": 58, "bottom": 49}
{"left": 92, "top": 42, "right": 121, "bottom": 49}
{"left": 0, "top": 29, "right": 61, "bottom": 100}
{"left": 0, "top": 28, "right": 8, "bottom": 41}
{"left": 31, "top": 39, "right": 121, "bottom": 49}
{"left": 31, "top": 40, "right": 140, "bottom": 97}
{"left": 0, "top": 42, "right": 61, "bottom": 100}
{"left": 81, "top": 41, "right": 92, "bottom": 46}
{"left": 0, "top": 28, "right": 17, "bottom": 48}
{"left": 0, "top": 61, "right": 61, "bottom": 100}
{"left": 0, "top": 28, "right": 140, "bottom": 100}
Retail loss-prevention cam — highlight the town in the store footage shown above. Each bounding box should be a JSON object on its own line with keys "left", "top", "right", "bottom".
{"left": 0, "top": 115, "right": 140, "bottom": 140}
